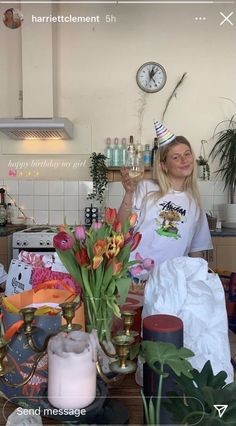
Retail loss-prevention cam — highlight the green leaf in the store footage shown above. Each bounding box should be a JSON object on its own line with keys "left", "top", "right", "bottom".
{"left": 115, "top": 277, "right": 131, "bottom": 305}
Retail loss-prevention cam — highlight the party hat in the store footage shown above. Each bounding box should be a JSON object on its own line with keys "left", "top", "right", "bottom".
{"left": 154, "top": 121, "right": 176, "bottom": 147}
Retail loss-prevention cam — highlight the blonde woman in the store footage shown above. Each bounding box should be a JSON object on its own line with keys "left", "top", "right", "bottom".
{"left": 118, "top": 122, "right": 212, "bottom": 265}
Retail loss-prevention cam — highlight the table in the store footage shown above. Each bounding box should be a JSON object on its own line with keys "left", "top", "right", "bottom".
{"left": 0, "top": 374, "right": 143, "bottom": 426}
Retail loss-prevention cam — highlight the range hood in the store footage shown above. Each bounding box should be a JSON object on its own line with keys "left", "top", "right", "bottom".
{"left": 0, "top": 118, "right": 73, "bottom": 140}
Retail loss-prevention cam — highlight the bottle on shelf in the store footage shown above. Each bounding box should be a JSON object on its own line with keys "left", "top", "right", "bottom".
{"left": 0, "top": 188, "right": 7, "bottom": 227}
{"left": 6, "top": 203, "right": 13, "bottom": 224}
{"left": 104, "top": 137, "right": 113, "bottom": 167}
{"left": 143, "top": 144, "right": 151, "bottom": 168}
{"left": 151, "top": 137, "right": 159, "bottom": 180}
{"left": 126, "top": 136, "right": 136, "bottom": 169}
{"left": 120, "top": 138, "right": 127, "bottom": 166}
{"left": 112, "top": 137, "right": 121, "bottom": 167}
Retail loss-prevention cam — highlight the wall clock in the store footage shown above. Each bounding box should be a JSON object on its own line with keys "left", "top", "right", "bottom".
{"left": 136, "top": 62, "right": 167, "bottom": 93}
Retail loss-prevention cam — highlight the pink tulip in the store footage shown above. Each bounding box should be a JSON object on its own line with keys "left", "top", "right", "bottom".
{"left": 129, "top": 213, "right": 138, "bottom": 227}
{"left": 91, "top": 221, "right": 103, "bottom": 231}
{"left": 53, "top": 232, "right": 74, "bottom": 251}
{"left": 75, "top": 225, "right": 86, "bottom": 241}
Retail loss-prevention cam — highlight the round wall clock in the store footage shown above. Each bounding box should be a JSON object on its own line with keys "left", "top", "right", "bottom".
{"left": 136, "top": 62, "right": 167, "bottom": 93}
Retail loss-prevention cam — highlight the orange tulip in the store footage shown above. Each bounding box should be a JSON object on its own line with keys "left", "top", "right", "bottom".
{"left": 105, "top": 207, "right": 117, "bottom": 225}
{"left": 131, "top": 232, "right": 142, "bottom": 251}
{"left": 113, "top": 220, "right": 122, "bottom": 233}
{"left": 105, "top": 236, "right": 121, "bottom": 258}
{"left": 93, "top": 255, "right": 103, "bottom": 270}
{"left": 93, "top": 240, "right": 106, "bottom": 256}
{"left": 129, "top": 213, "right": 138, "bottom": 227}
{"left": 113, "top": 260, "right": 123, "bottom": 276}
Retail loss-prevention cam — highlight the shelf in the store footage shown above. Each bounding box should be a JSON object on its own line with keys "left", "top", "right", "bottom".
{"left": 107, "top": 168, "right": 152, "bottom": 182}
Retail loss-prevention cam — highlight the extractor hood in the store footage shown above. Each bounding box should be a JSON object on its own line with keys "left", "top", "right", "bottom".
{"left": 0, "top": 118, "right": 73, "bottom": 140}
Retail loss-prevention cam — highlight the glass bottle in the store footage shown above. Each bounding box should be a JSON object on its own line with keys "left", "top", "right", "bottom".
{"left": 143, "top": 144, "right": 151, "bottom": 168}
{"left": 104, "top": 137, "right": 113, "bottom": 167}
{"left": 120, "top": 138, "right": 127, "bottom": 167}
{"left": 0, "top": 188, "right": 7, "bottom": 226}
{"left": 6, "top": 203, "right": 13, "bottom": 224}
{"left": 152, "top": 137, "right": 159, "bottom": 180}
{"left": 112, "top": 137, "right": 121, "bottom": 167}
{"left": 126, "top": 144, "right": 144, "bottom": 182}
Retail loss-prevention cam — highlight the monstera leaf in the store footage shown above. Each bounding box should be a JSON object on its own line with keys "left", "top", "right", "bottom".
{"left": 164, "top": 360, "right": 236, "bottom": 425}
{"left": 140, "top": 341, "right": 194, "bottom": 378}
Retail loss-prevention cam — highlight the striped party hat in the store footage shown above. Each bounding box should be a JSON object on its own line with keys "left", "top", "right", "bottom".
{"left": 154, "top": 121, "right": 176, "bottom": 147}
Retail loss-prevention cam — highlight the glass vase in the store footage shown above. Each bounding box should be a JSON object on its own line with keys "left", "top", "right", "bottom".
{"left": 83, "top": 295, "right": 114, "bottom": 343}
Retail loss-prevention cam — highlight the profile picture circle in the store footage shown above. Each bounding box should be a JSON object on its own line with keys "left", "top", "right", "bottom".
{"left": 3, "top": 8, "right": 23, "bottom": 29}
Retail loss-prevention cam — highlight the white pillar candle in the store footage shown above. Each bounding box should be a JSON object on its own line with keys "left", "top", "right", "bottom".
{"left": 47, "top": 330, "right": 97, "bottom": 409}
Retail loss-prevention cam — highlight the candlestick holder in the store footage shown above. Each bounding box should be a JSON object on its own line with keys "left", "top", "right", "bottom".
{"left": 121, "top": 310, "right": 138, "bottom": 337}
{"left": 59, "top": 302, "right": 81, "bottom": 333}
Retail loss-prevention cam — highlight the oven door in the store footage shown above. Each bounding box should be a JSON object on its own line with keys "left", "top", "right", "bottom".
{"left": 12, "top": 247, "right": 56, "bottom": 259}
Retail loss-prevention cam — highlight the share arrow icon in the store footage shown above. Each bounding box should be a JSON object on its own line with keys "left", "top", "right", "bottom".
{"left": 213, "top": 405, "right": 228, "bottom": 418}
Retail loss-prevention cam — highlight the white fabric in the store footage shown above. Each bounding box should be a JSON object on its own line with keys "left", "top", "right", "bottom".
{"left": 143, "top": 256, "right": 234, "bottom": 383}
{"left": 130, "top": 180, "right": 213, "bottom": 265}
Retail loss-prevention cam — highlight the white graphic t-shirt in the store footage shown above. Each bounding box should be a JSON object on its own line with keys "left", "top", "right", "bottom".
{"left": 130, "top": 180, "right": 213, "bottom": 265}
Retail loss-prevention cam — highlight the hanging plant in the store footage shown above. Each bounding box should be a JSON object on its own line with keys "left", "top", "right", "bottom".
{"left": 87, "top": 152, "right": 108, "bottom": 204}
{"left": 196, "top": 140, "right": 210, "bottom": 181}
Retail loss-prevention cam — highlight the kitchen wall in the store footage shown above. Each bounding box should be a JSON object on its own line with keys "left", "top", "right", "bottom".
{"left": 0, "top": 178, "right": 227, "bottom": 225}
{"left": 0, "top": 2, "right": 235, "bottom": 220}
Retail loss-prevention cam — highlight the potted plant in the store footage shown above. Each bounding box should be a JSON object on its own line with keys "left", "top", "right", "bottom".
{"left": 196, "top": 155, "right": 210, "bottom": 181}
{"left": 87, "top": 152, "right": 108, "bottom": 205}
{"left": 209, "top": 114, "right": 236, "bottom": 224}
{"left": 196, "top": 140, "right": 210, "bottom": 181}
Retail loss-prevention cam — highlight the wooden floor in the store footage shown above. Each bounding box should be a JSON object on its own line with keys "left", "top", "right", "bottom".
{"left": 0, "top": 331, "right": 235, "bottom": 426}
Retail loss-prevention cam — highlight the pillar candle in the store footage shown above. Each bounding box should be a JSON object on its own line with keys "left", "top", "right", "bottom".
{"left": 47, "top": 330, "right": 97, "bottom": 409}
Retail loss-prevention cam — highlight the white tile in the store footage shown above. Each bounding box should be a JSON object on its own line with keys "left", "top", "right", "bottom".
{"left": 213, "top": 195, "right": 227, "bottom": 207}
{"left": 64, "top": 211, "right": 79, "bottom": 225}
{"left": 23, "top": 209, "right": 34, "bottom": 219}
{"left": 64, "top": 181, "right": 79, "bottom": 196}
{"left": 4, "top": 180, "right": 19, "bottom": 194}
{"left": 200, "top": 195, "right": 214, "bottom": 213}
{"left": 49, "top": 196, "right": 64, "bottom": 211}
{"left": 64, "top": 196, "right": 78, "bottom": 211}
{"left": 198, "top": 180, "right": 214, "bottom": 196}
{"left": 108, "top": 196, "right": 123, "bottom": 210}
{"left": 78, "top": 210, "right": 85, "bottom": 224}
{"left": 34, "top": 196, "right": 49, "bottom": 211}
{"left": 108, "top": 182, "right": 124, "bottom": 197}
{"left": 49, "top": 211, "right": 64, "bottom": 225}
{"left": 19, "top": 195, "right": 34, "bottom": 210}
{"left": 19, "top": 180, "right": 34, "bottom": 195}
{"left": 213, "top": 179, "right": 225, "bottom": 195}
{"left": 34, "top": 210, "right": 49, "bottom": 225}
{"left": 49, "top": 181, "right": 64, "bottom": 196}
{"left": 78, "top": 181, "right": 93, "bottom": 196}
{"left": 78, "top": 196, "right": 95, "bottom": 211}
{"left": 34, "top": 181, "right": 49, "bottom": 195}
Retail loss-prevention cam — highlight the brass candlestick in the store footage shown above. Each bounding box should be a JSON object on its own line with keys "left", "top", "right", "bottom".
{"left": 109, "top": 334, "right": 136, "bottom": 374}
{"left": 59, "top": 302, "right": 81, "bottom": 332}
{"left": 20, "top": 307, "right": 38, "bottom": 334}
{"left": 122, "top": 310, "right": 138, "bottom": 337}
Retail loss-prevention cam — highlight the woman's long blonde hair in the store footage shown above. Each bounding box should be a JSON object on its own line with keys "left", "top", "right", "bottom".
{"left": 149, "top": 136, "right": 201, "bottom": 208}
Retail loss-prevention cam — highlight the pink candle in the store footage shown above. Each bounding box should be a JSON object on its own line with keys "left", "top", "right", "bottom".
{"left": 47, "top": 330, "right": 97, "bottom": 409}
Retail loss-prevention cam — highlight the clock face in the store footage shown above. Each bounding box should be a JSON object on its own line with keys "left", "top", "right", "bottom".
{"left": 136, "top": 62, "right": 167, "bottom": 93}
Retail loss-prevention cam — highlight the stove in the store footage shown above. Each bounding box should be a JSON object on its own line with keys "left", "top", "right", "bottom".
{"left": 12, "top": 226, "right": 57, "bottom": 258}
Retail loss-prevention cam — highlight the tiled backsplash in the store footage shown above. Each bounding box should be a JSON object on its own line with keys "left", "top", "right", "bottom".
{"left": 0, "top": 179, "right": 227, "bottom": 225}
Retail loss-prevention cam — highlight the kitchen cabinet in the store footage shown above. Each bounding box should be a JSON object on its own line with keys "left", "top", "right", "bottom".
{"left": 0, "top": 235, "right": 12, "bottom": 271}
{"left": 107, "top": 167, "right": 152, "bottom": 182}
{"left": 206, "top": 236, "right": 236, "bottom": 271}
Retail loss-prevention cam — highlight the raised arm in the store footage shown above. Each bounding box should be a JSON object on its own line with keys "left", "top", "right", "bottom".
{"left": 117, "top": 168, "right": 137, "bottom": 223}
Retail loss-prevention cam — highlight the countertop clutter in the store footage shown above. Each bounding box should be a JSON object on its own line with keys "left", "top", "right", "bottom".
{"left": 0, "top": 224, "right": 27, "bottom": 237}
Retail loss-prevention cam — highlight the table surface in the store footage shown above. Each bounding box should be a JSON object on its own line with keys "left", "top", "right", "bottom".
{"left": 0, "top": 374, "right": 143, "bottom": 426}
{"left": 0, "top": 331, "right": 235, "bottom": 426}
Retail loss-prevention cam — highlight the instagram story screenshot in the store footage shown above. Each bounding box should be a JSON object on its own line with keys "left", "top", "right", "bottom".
{"left": 0, "top": 0, "right": 236, "bottom": 425}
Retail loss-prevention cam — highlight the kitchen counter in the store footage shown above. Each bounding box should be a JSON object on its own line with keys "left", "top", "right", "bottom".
{"left": 211, "top": 227, "right": 236, "bottom": 237}
{"left": 0, "top": 224, "right": 27, "bottom": 237}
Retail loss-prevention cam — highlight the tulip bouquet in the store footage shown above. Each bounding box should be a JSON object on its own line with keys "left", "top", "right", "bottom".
{"left": 53, "top": 208, "right": 141, "bottom": 342}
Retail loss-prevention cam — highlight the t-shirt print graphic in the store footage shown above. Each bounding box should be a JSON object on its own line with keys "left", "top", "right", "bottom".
{"left": 155, "top": 200, "right": 186, "bottom": 239}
